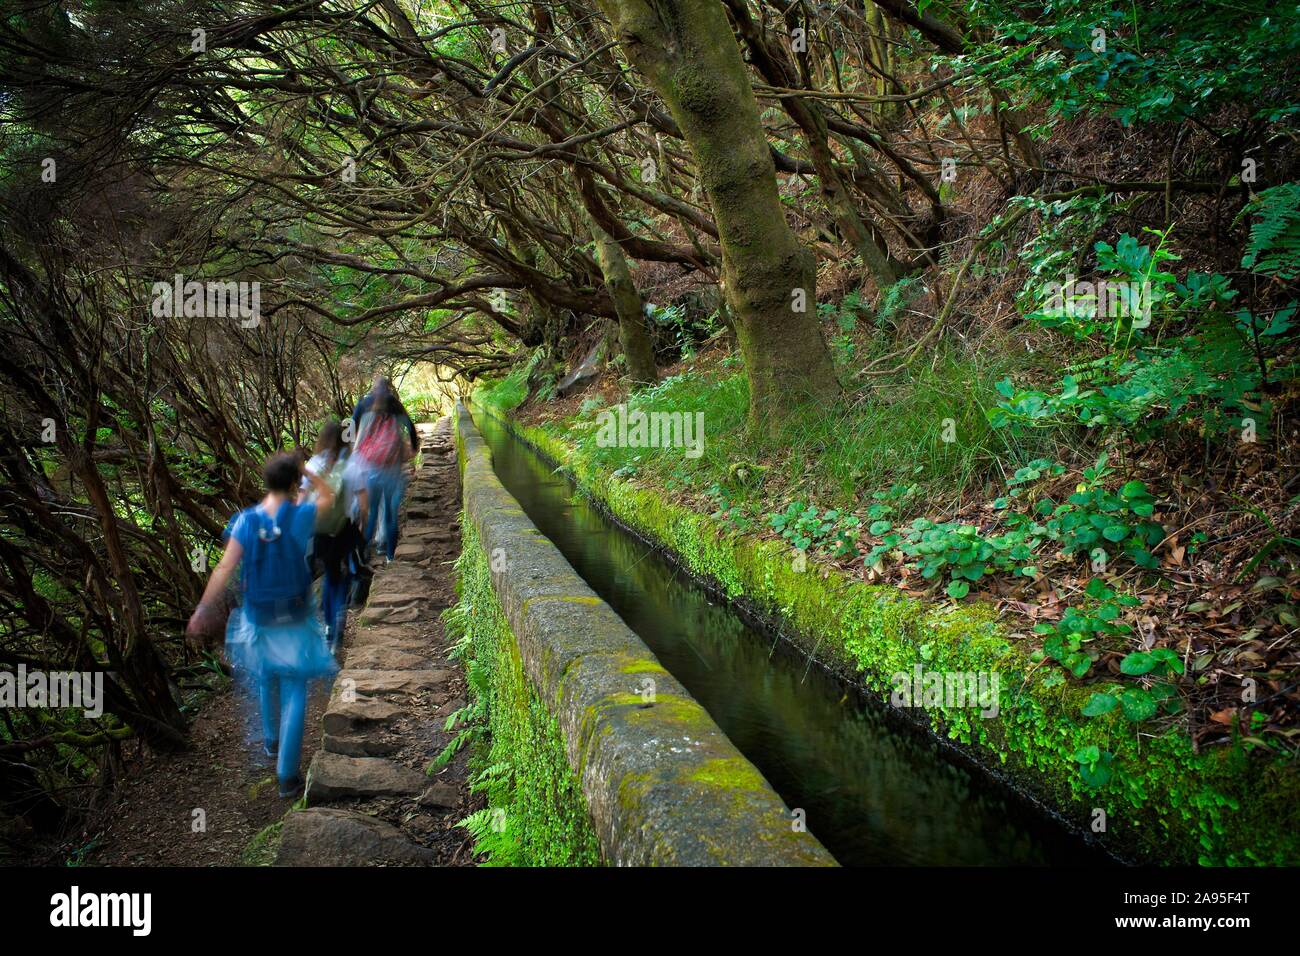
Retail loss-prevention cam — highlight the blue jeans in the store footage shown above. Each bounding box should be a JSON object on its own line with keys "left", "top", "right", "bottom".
{"left": 259, "top": 674, "right": 307, "bottom": 784}
{"left": 321, "top": 569, "right": 348, "bottom": 646}
{"left": 365, "top": 467, "right": 406, "bottom": 559}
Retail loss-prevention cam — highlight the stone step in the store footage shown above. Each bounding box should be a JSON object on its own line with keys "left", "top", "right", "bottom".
{"left": 366, "top": 590, "right": 427, "bottom": 608}
{"left": 337, "top": 668, "right": 450, "bottom": 696}
{"left": 357, "top": 604, "right": 423, "bottom": 626}
{"left": 362, "top": 604, "right": 423, "bottom": 625}
{"left": 417, "top": 782, "right": 460, "bottom": 810}
{"left": 321, "top": 698, "right": 404, "bottom": 736}
{"left": 323, "top": 733, "right": 401, "bottom": 758}
{"left": 349, "top": 627, "right": 428, "bottom": 651}
{"left": 305, "top": 752, "right": 426, "bottom": 802}
{"left": 344, "top": 646, "right": 431, "bottom": 670}
{"left": 276, "top": 808, "right": 434, "bottom": 866}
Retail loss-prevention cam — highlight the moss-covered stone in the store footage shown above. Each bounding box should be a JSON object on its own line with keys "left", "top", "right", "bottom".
{"left": 454, "top": 406, "right": 836, "bottom": 867}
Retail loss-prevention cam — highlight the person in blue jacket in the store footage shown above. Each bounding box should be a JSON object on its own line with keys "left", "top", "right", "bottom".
{"left": 187, "top": 452, "right": 339, "bottom": 798}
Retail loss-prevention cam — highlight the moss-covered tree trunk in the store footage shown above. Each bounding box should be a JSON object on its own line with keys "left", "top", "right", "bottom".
{"left": 587, "top": 218, "right": 658, "bottom": 387}
{"left": 594, "top": 0, "right": 840, "bottom": 429}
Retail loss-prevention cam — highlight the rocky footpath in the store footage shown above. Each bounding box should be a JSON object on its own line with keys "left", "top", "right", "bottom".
{"left": 276, "top": 417, "right": 475, "bottom": 866}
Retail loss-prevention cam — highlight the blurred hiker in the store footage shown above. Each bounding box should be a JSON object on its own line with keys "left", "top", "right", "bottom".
{"left": 303, "top": 420, "right": 359, "bottom": 653}
{"left": 351, "top": 374, "right": 419, "bottom": 457}
{"left": 186, "top": 451, "right": 340, "bottom": 798}
{"left": 352, "top": 381, "right": 416, "bottom": 562}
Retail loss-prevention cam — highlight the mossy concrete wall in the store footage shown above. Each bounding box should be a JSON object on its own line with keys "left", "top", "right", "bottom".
{"left": 455, "top": 404, "right": 835, "bottom": 866}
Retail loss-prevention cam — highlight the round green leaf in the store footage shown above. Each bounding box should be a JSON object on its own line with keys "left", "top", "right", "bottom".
{"left": 1082, "top": 692, "right": 1119, "bottom": 717}
{"left": 1120, "top": 651, "right": 1156, "bottom": 675}
{"left": 1072, "top": 744, "right": 1100, "bottom": 764}
{"left": 1120, "top": 688, "right": 1157, "bottom": 721}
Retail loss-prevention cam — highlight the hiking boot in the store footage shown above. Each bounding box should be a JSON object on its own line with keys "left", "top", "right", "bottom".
{"left": 278, "top": 776, "right": 304, "bottom": 799}
{"left": 263, "top": 740, "right": 279, "bottom": 760}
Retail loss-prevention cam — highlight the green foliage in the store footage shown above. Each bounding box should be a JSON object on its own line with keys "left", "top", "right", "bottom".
{"left": 865, "top": 517, "right": 1032, "bottom": 594}
{"left": 449, "top": 518, "right": 601, "bottom": 867}
{"left": 818, "top": 289, "right": 869, "bottom": 366}
{"left": 707, "top": 482, "right": 757, "bottom": 533}
{"left": 993, "top": 226, "right": 1291, "bottom": 442}
{"left": 1072, "top": 744, "right": 1117, "bottom": 789}
{"left": 1012, "top": 193, "right": 1114, "bottom": 313}
{"left": 1039, "top": 454, "right": 1163, "bottom": 568}
{"left": 1238, "top": 183, "right": 1300, "bottom": 280}
{"left": 769, "top": 502, "right": 861, "bottom": 558}
{"left": 474, "top": 365, "right": 531, "bottom": 413}
{"left": 961, "top": 1, "right": 1300, "bottom": 127}
{"left": 1082, "top": 648, "right": 1185, "bottom": 725}
{"left": 648, "top": 303, "right": 721, "bottom": 358}
{"left": 875, "top": 277, "right": 927, "bottom": 327}
{"left": 990, "top": 332, "right": 1270, "bottom": 441}
{"left": 1032, "top": 577, "right": 1139, "bottom": 678}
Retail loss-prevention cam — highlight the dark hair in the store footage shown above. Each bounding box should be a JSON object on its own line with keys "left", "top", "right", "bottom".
{"left": 315, "top": 420, "right": 345, "bottom": 461}
{"left": 263, "top": 451, "right": 301, "bottom": 493}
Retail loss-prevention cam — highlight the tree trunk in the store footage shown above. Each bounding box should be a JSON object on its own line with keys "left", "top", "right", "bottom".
{"left": 587, "top": 218, "right": 658, "bottom": 388}
{"left": 594, "top": 0, "right": 840, "bottom": 429}
{"left": 724, "top": 0, "right": 898, "bottom": 287}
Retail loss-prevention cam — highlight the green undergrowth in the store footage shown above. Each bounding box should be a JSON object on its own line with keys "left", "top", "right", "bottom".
{"left": 474, "top": 361, "right": 532, "bottom": 414}
{"left": 475, "top": 399, "right": 1300, "bottom": 866}
{"left": 240, "top": 820, "right": 282, "bottom": 866}
{"left": 443, "top": 515, "right": 601, "bottom": 867}
{"left": 475, "top": 339, "right": 1063, "bottom": 511}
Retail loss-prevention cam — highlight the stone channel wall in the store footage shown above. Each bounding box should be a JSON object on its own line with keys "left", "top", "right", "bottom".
{"left": 455, "top": 404, "right": 835, "bottom": 866}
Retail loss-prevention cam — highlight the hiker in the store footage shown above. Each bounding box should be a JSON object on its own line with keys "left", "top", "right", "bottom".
{"left": 351, "top": 382, "right": 416, "bottom": 563}
{"left": 351, "top": 375, "right": 419, "bottom": 458}
{"left": 186, "top": 451, "right": 340, "bottom": 798}
{"left": 302, "top": 420, "right": 359, "bottom": 653}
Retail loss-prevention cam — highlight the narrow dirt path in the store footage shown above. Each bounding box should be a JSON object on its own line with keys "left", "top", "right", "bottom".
{"left": 78, "top": 416, "right": 474, "bottom": 867}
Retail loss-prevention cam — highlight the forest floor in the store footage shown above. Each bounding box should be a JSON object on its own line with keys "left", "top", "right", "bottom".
{"left": 67, "top": 417, "right": 475, "bottom": 867}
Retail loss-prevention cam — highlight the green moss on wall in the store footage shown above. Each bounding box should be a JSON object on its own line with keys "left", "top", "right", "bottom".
{"left": 484, "top": 405, "right": 1300, "bottom": 867}
{"left": 451, "top": 519, "right": 602, "bottom": 866}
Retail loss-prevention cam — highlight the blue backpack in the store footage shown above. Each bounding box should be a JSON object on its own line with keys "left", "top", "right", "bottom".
{"left": 238, "top": 502, "right": 313, "bottom": 625}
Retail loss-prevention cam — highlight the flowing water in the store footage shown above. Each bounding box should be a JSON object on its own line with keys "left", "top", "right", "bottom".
{"left": 471, "top": 408, "right": 1108, "bottom": 866}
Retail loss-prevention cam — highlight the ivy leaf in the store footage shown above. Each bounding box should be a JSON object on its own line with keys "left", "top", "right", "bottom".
{"left": 947, "top": 580, "right": 971, "bottom": 599}
{"left": 1150, "top": 648, "right": 1185, "bottom": 674}
{"left": 1085, "top": 578, "right": 1113, "bottom": 600}
{"left": 1072, "top": 744, "right": 1101, "bottom": 764}
{"left": 1120, "top": 651, "right": 1156, "bottom": 675}
{"left": 1068, "top": 653, "right": 1093, "bottom": 678}
{"left": 1082, "top": 692, "right": 1119, "bottom": 717}
{"left": 1120, "top": 688, "right": 1158, "bottom": 721}
{"left": 1079, "top": 757, "right": 1113, "bottom": 789}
